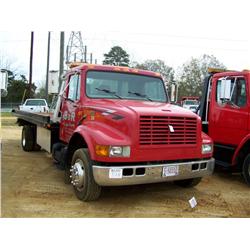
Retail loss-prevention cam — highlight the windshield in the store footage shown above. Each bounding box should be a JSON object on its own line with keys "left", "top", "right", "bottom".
{"left": 86, "top": 71, "right": 168, "bottom": 103}
{"left": 25, "top": 99, "right": 46, "bottom": 106}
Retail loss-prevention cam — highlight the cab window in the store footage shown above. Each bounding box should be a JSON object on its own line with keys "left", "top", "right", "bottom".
{"left": 216, "top": 77, "right": 247, "bottom": 107}
{"left": 68, "top": 74, "right": 80, "bottom": 101}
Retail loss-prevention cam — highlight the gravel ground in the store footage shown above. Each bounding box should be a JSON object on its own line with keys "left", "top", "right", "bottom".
{"left": 1, "top": 118, "right": 250, "bottom": 218}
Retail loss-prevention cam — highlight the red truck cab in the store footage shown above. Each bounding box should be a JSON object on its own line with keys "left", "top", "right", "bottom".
{"left": 58, "top": 64, "right": 214, "bottom": 200}
{"left": 199, "top": 68, "right": 250, "bottom": 185}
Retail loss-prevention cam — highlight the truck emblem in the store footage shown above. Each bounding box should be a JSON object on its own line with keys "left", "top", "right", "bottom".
{"left": 168, "top": 125, "right": 174, "bottom": 133}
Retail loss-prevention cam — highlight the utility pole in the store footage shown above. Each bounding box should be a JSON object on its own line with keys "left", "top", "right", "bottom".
{"left": 45, "top": 31, "right": 51, "bottom": 102}
{"left": 59, "top": 31, "right": 65, "bottom": 91}
{"left": 28, "top": 31, "right": 34, "bottom": 98}
{"left": 90, "top": 53, "right": 93, "bottom": 64}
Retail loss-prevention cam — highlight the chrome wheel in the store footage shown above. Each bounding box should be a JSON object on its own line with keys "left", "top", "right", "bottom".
{"left": 70, "top": 148, "right": 101, "bottom": 201}
{"left": 70, "top": 159, "right": 85, "bottom": 191}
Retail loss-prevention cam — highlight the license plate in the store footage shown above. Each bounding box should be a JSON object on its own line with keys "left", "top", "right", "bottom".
{"left": 162, "top": 165, "right": 179, "bottom": 177}
{"left": 109, "top": 168, "right": 123, "bottom": 179}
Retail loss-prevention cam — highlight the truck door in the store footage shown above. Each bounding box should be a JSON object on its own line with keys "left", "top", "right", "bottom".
{"left": 209, "top": 75, "right": 249, "bottom": 147}
{"left": 60, "top": 73, "right": 81, "bottom": 143}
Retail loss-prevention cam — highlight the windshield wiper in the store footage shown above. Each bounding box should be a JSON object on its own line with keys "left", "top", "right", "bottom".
{"left": 128, "top": 91, "right": 153, "bottom": 101}
{"left": 95, "top": 88, "right": 122, "bottom": 99}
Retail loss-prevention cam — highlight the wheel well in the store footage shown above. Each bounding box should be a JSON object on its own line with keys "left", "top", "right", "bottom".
{"left": 67, "top": 133, "right": 88, "bottom": 166}
{"left": 236, "top": 140, "right": 250, "bottom": 170}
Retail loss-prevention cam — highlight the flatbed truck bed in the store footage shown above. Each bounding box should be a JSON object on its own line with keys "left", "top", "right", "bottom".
{"left": 12, "top": 109, "right": 60, "bottom": 153}
{"left": 12, "top": 109, "right": 55, "bottom": 127}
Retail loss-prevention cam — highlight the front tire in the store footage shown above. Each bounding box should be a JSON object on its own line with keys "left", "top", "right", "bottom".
{"left": 242, "top": 153, "right": 250, "bottom": 186}
{"left": 21, "top": 125, "right": 35, "bottom": 151}
{"left": 70, "top": 148, "right": 101, "bottom": 201}
{"left": 174, "top": 177, "right": 202, "bottom": 188}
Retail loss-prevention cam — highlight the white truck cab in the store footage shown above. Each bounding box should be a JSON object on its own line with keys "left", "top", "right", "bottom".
{"left": 182, "top": 99, "right": 199, "bottom": 112}
{"left": 19, "top": 99, "right": 49, "bottom": 113}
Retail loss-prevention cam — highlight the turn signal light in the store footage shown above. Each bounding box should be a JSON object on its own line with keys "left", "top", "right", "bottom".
{"left": 95, "top": 145, "right": 109, "bottom": 157}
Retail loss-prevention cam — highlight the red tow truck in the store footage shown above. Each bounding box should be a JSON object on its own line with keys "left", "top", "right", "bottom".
{"left": 199, "top": 68, "right": 250, "bottom": 185}
{"left": 13, "top": 63, "right": 214, "bottom": 201}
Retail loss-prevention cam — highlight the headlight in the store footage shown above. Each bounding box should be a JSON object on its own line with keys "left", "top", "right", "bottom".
{"left": 95, "top": 145, "right": 131, "bottom": 157}
{"left": 109, "top": 146, "right": 130, "bottom": 157}
{"left": 202, "top": 144, "right": 212, "bottom": 154}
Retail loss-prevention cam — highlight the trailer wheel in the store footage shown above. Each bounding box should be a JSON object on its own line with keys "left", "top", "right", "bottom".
{"left": 174, "top": 177, "right": 202, "bottom": 188}
{"left": 21, "top": 125, "right": 35, "bottom": 152}
{"left": 242, "top": 153, "right": 250, "bottom": 186}
{"left": 70, "top": 148, "right": 101, "bottom": 201}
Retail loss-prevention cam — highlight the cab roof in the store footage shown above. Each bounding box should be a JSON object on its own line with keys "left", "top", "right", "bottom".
{"left": 208, "top": 67, "right": 250, "bottom": 77}
{"left": 67, "top": 62, "right": 163, "bottom": 78}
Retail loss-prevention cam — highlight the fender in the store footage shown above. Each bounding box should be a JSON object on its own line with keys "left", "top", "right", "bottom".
{"left": 232, "top": 134, "right": 250, "bottom": 165}
{"left": 71, "top": 122, "right": 131, "bottom": 160}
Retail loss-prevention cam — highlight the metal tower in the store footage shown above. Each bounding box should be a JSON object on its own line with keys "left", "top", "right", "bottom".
{"left": 66, "top": 32, "right": 86, "bottom": 65}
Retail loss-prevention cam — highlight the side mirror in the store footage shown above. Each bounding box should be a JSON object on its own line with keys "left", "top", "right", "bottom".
{"left": 0, "top": 69, "right": 8, "bottom": 97}
{"left": 220, "top": 79, "right": 231, "bottom": 100}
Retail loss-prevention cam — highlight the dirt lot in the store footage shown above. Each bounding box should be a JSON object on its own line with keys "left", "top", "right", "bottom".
{"left": 1, "top": 117, "right": 250, "bottom": 218}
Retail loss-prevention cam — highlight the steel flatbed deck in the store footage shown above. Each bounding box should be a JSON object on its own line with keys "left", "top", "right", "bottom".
{"left": 12, "top": 110, "right": 56, "bottom": 127}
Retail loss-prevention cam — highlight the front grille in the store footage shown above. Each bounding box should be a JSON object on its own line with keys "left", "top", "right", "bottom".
{"left": 139, "top": 116, "right": 197, "bottom": 145}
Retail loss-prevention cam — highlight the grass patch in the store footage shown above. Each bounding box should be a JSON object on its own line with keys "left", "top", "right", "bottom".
{"left": 1, "top": 116, "right": 17, "bottom": 126}
{"left": 1, "top": 112, "right": 13, "bottom": 117}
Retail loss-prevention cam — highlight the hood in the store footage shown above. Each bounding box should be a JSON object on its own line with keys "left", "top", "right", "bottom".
{"left": 86, "top": 99, "right": 198, "bottom": 118}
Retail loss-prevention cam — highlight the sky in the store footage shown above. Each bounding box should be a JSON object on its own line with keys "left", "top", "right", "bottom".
{"left": 0, "top": 0, "right": 249, "bottom": 90}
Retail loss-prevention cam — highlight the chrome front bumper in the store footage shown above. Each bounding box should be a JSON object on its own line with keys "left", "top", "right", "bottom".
{"left": 93, "top": 158, "right": 215, "bottom": 186}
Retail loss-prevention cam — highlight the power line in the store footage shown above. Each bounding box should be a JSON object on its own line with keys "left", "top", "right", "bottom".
{"left": 84, "top": 37, "right": 248, "bottom": 52}
{"left": 1, "top": 31, "right": 248, "bottom": 44}
{"left": 92, "top": 30, "right": 249, "bottom": 43}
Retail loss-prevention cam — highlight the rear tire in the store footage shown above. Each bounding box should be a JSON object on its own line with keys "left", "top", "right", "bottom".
{"left": 174, "top": 177, "right": 202, "bottom": 188}
{"left": 242, "top": 153, "right": 250, "bottom": 186}
{"left": 70, "top": 148, "right": 101, "bottom": 201}
{"left": 21, "top": 125, "right": 35, "bottom": 152}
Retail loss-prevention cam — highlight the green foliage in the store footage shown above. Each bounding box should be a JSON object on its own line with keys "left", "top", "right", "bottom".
{"left": 133, "top": 59, "right": 175, "bottom": 98}
{"left": 35, "top": 86, "right": 46, "bottom": 99}
{"left": 1, "top": 70, "right": 36, "bottom": 103}
{"left": 176, "top": 54, "right": 226, "bottom": 99}
{"left": 103, "top": 46, "right": 130, "bottom": 66}
{"left": 133, "top": 59, "right": 175, "bottom": 84}
{"left": 35, "top": 86, "right": 53, "bottom": 105}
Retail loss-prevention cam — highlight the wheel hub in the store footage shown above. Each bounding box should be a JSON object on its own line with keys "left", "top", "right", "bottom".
{"left": 70, "top": 160, "right": 85, "bottom": 189}
{"left": 22, "top": 138, "right": 26, "bottom": 146}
